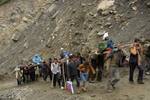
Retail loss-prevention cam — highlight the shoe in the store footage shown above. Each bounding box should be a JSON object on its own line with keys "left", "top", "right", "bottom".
{"left": 89, "top": 81, "right": 95, "bottom": 83}
{"left": 82, "top": 87, "right": 87, "bottom": 92}
{"left": 61, "top": 87, "right": 64, "bottom": 90}
{"left": 137, "top": 81, "right": 144, "bottom": 84}
{"left": 145, "top": 72, "right": 150, "bottom": 75}
{"left": 111, "top": 83, "right": 116, "bottom": 89}
{"left": 129, "top": 80, "right": 134, "bottom": 84}
{"left": 77, "top": 90, "right": 81, "bottom": 94}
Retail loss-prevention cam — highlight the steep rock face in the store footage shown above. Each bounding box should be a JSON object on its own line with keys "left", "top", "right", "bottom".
{"left": 0, "top": 0, "right": 150, "bottom": 75}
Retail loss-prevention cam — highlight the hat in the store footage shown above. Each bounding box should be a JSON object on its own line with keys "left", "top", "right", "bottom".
{"left": 103, "top": 32, "right": 109, "bottom": 40}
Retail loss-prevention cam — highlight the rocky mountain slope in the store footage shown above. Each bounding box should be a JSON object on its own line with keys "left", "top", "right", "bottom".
{"left": 0, "top": 0, "right": 150, "bottom": 75}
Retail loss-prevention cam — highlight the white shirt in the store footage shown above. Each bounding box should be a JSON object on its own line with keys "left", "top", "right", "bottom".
{"left": 51, "top": 63, "right": 61, "bottom": 74}
{"left": 14, "top": 67, "right": 22, "bottom": 79}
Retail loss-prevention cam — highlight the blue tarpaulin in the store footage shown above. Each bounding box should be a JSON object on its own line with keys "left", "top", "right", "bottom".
{"left": 63, "top": 51, "right": 71, "bottom": 58}
{"left": 32, "top": 54, "right": 43, "bottom": 65}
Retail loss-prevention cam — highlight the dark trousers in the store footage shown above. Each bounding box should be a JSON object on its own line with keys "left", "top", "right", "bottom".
{"left": 17, "top": 79, "right": 21, "bottom": 85}
{"left": 70, "top": 75, "right": 80, "bottom": 88}
{"left": 53, "top": 73, "right": 61, "bottom": 87}
{"left": 97, "top": 65, "right": 103, "bottom": 81}
{"left": 23, "top": 74, "right": 29, "bottom": 83}
{"left": 49, "top": 71, "right": 52, "bottom": 81}
{"left": 30, "top": 72, "right": 35, "bottom": 81}
{"left": 43, "top": 72, "right": 53, "bottom": 81}
{"left": 129, "top": 63, "right": 144, "bottom": 82}
{"left": 43, "top": 72, "right": 48, "bottom": 81}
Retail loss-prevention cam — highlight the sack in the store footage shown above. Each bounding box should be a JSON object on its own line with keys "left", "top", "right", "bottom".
{"left": 98, "top": 42, "right": 107, "bottom": 52}
{"left": 66, "top": 81, "right": 74, "bottom": 94}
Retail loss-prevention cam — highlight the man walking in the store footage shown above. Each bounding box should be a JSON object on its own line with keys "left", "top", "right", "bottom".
{"left": 106, "top": 46, "right": 120, "bottom": 92}
{"left": 129, "top": 39, "right": 144, "bottom": 84}
{"left": 51, "top": 58, "right": 61, "bottom": 88}
{"left": 68, "top": 55, "right": 80, "bottom": 93}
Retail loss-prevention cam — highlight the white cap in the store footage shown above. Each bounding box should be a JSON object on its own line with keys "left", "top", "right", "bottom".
{"left": 60, "top": 48, "right": 64, "bottom": 50}
{"left": 103, "top": 32, "right": 109, "bottom": 40}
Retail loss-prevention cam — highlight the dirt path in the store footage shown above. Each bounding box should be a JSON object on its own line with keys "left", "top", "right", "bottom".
{"left": 0, "top": 72, "right": 150, "bottom": 100}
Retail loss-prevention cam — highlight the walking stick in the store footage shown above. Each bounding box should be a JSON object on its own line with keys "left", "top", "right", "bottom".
{"left": 94, "top": 67, "right": 98, "bottom": 82}
{"left": 51, "top": 73, "right": 54, "bottom": 88}
{"left": 63, "top": 63, "right": 66, "bottom": 81}
{"left": 62, "top": 61, "right": 66, "bottom": 88}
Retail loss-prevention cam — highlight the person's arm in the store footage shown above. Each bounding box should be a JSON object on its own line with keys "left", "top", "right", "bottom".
{"left": 51, "top": 63, "right": 54, "bottom": 73}
{"left": 67, "top": 64, "right": 71, "bottom": 80}
{"left": 58, "top": 64, "right": 61, "bottom": 74}
{"left": 78, "top": 64, "right": 81, "bottom": 71}
{"left": 89, "top": 65, "right": 96, "bottom": 74}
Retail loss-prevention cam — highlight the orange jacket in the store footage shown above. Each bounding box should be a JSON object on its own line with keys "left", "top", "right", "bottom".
{"left": 78, "top": 64, "right": 95, "bottom": 74}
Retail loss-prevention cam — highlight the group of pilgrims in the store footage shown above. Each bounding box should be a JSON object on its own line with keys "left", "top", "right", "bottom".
{"left": 14, "top": 37, "right": 150, "bottom": 93}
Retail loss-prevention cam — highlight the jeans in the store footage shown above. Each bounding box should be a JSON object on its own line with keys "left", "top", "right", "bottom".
{"left": 30, "top": 72, "right": 35, "bottom": 81}
{"left": 80, "top": 72, "right": 89, "bottom": 82}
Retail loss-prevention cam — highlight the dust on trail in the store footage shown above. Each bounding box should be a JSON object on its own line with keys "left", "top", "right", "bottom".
{"left": 0, "top": 69, "right": 150, "bottom": 100}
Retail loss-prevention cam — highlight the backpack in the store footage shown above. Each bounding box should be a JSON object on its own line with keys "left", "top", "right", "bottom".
{"left": 98, "top": 41, "right": 107, "bottom": 52}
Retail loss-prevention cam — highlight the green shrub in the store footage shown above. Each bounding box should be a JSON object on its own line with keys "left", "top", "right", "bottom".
{"left": 0, "top": 0, "right": 11, "bottom": 6}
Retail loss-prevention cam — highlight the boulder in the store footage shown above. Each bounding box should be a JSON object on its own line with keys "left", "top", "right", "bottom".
{"left": 74, "top": 32, "right": 82, "bottom": 36}
{"left": 109, "top": 10, "right": 117, "bottom": 15}
{"left": 11, "top": 33, "right": 21, "bottom": 42}
{"left": 81, "top": 3, "right": 86, "bottom": 7}
{"left": 90, "top": 94, "right": 96, "bottom": 97}
{"left": 132, "top": 6, "right": 137, "bottom": 11}
{"left": 147, "top": 2, "right": 150, "bottom": 8}
{"left": 23, "top": 42, "right": 29, "bottom": 48}
{"left": 72, "top": 9, "right": 76, "bottom": 14}
{"left": 71, "top": 41, "right": 80, "bottom": 45}
{"left": 88, "top": 12, "right": 94, "bottom": 16}
{"left": 97, "top": 0, "right": 115, "bottom": 11}
{"left": 89, "top": 25, "right": 93, "bottom": 30}
{"left": 88, "top": 3, "right": 93, "bottom": 6}
{"left": 100, "top": 10, "right": 110, "bottom": 16}
{"left": 104, "top": 22, "right": 112, "bottom": 28}
{"left": 22, "top": 17, "right": 29, "bottom": 23}
{"left": 46, "top": 38, "right": 52, "bottom": 48}
{"left": 97, "top": 10, "right": 110, "bottom": 16}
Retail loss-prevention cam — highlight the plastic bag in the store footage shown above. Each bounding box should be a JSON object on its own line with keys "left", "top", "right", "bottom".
{"left": 66, "top": 81, "right": 74, "bottom": 94}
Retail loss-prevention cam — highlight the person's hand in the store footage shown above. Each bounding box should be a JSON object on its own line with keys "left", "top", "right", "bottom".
{"left": 93, "top": 71, "right": 96, "bottom": 75}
